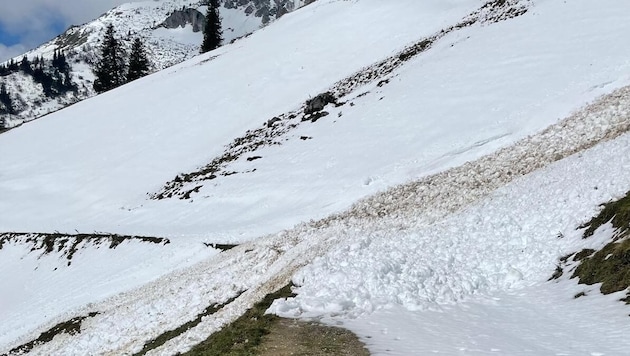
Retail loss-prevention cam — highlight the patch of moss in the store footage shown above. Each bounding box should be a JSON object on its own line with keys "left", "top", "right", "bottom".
{"left": 1, "top": 312, "right": 98, "bottom": 356}
{"left": 580, "top": 190, "right": 630, "bottom": 238}
{"left": 133, "top": 292, "right": 244, "bottom": 356}
{"left": 181, "top": 284, "right": 295, "bottom": 356}
{"left": 573, "top": 249, "right": 596, "bottom": 262}
{"left": 572, "top": 239, "right": 630, "bottom": 302}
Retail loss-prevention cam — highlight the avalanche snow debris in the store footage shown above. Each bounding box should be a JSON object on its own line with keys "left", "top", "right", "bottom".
{"left": 18, "top": 81, "right": 630, "bottom": 356}
{"left": 4, "top": 0, "right": 630, "bottom": 354}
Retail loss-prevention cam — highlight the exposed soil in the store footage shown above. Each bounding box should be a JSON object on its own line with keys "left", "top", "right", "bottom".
{"left": 256, "top": 319, "right": 369, "bottom": 356}
{"left": 181, "top": 284, "right": 369, "bottom": 356}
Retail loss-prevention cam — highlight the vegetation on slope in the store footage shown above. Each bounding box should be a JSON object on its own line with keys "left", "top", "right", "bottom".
{"left": 181, "top": 284, "right": 368, "bottom": 356}
{"left": 0, "top": 232, "right": 169, "bottom": 265}
{"left": 572, "top": 239, "right": 630, "bottom": 302}
{"left": 560, "top": 191, "right": 630, "bottom": 303}
{"left": 181, "top": 284, "right": 296, "bottom": 356}
{"left": 134, "top": 292, "right": 245, "bottom": 356}
{"left": 1, "top": 312, "right": 99, "bottom": 356}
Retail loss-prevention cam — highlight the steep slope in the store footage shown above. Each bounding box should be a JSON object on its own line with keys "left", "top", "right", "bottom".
{"left": 1, "top": 0, "right": 629, "bottom": 239}
{"left": 0, "top": 0, "right": 308, "bottom": 127}
{"left": 2, "top": 0, "right": 630, "bottom": 354}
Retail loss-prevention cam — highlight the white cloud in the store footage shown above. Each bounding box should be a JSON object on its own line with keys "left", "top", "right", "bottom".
{"left": 0, "top": 0, "right": 144, "bottom": 60}
{"left": 0, "top": 1, "right": 138, "bottom": 29}
{"left": 0, "top": 43, "right": 27, "bottom": 63}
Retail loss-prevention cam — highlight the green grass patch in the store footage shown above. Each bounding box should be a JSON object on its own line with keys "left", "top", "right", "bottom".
{"left": 573, "top": 249, "right": 595, "bottom": 262}
{"left": 180, "top": 284, "right": 295, "bottom": 356}
{"left": 580, "top": 190, "right": 630, "bottom": 238}
{"left": 1, "top": 312, "right": 98, "bottom": 356}
{"left": 557, "top": 191, "right": 630, "bottom": 304}
{"left": 133, "top": 292, "right": 245, "bottom": 356}
{"left": 572, "top": 239, "right": 630, "bottom": 301}
{"left": 570, "top": 191, "right": 630, "bottom": 302}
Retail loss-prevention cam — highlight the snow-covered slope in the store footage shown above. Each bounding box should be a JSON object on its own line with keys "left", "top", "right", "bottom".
{"left": 1, "top": 0, "right": 630, "bottom": 354}
{"left": 0, "top": 0, "right": 306, "bottom": 127}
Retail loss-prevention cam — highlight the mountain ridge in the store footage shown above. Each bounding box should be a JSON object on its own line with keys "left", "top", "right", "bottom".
{"left": 0, "top": 0, "right": 310, "bottom": 128}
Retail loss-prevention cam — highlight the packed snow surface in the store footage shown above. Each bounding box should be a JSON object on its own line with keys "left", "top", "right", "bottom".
{"left": 1, "top": 0, "right": 629, "bottom": 240}
{"left": 0, "top": 236, "right": 218, "bottom": 348}
{"left": 2, "top": 0, "right": 630, "bottom": 354}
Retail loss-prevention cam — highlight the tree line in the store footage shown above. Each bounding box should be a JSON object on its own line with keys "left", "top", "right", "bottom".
{"left": 93, "top": 0, "right": 222, "bottom": 93}
{"left": 92, "top": 25, "right": 151, "bottom": 93}
{"left": 2, "top": 0, "right": 224, "bottom": 122}
{"left": 0, "top": 49, "right": 78, "bottom": 118}
{"left": 0, "top": 49, "right": 76, "bottom": 108}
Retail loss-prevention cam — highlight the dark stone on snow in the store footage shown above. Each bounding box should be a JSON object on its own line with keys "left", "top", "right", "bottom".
{"left": 161, "top": 8, "right": 206, "bottom": 33}
{"left": 267, "top": 117, "right": 281, "bottom": 127}
{"left": 309, "top": 111, "right": 329, "bottom": 123}
{"left": 304, "top": 92, "right": 336, "bottom": 114}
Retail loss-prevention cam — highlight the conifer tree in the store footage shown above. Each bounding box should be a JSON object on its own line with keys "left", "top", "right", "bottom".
{"left": 201, "top": 0, "right": 223, "bottom": 53}
{"left": 52, "top": 49, "right": 69, "bottom": 72}
{"left": 0, "top": 83, "right": 14, "bottom": 114}
{"left": 7, "top": 59, "right": 18, "bottom": 72}
{"left": 19, "top": 56, "right": 32, "bottom": 74}
{"left": 31, "top": 56, "right": 41, "bottom": 70}
{"left": 93, "top": 24, "right": 127, "bottom": 93}
{"left": 127, "top": 38, "right": 151, "bottom": 82}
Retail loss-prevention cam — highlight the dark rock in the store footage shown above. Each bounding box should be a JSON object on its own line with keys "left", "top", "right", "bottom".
{"left": 309, "top": 111, "right": 329, "bottom": 122}
{"left": 160, "top": 8, "right": 206, "bottom": 33}
{"left": 305, "top": 92, "right": 336, "bottom": 114}
{"left": 267, "top": 117, "right": 281, "bottom": 127}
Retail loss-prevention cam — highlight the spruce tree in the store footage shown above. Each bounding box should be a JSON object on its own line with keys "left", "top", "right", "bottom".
{"left": 0, "top": 83, "right": 13, "bottom": 114}
{"left": 127, "top": 38, "right": 151, "bottom": 82}
{"left": 7, "top": 59, "right": 18, "bottom": 72}
{"left": 19, "top": 56, "right": 32, "bottom": 74}
{"left": 201, "top": 0, "right": 223, "bottom": 53}
{"left": 93, "top": 24, "right": 127, "bottom": 93}
{"left": 52, "top": 49, "right": 69, "bottom": 72}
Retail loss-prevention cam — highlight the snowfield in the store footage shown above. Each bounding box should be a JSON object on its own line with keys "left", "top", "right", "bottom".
{"left": 2, "top": 0, "right": 630, "bottom": 354}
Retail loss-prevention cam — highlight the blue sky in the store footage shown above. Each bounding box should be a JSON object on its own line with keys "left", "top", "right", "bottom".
{"left": 0, "top": 0, "right": 139, "bottom": 62}
{"left": 0, "top": 19, "right": 66, "bottom": 62}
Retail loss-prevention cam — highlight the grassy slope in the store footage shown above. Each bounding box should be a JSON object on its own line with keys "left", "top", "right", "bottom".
{"left": 569, "top": 191, "right": 630, "bottom": 303}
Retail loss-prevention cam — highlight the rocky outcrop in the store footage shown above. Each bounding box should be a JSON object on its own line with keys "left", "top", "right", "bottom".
{"left": 161, "top": 8, "right": 206, "bottom": 32}
{"left": 224, "top": 0, "right": 308, "bottom": 24}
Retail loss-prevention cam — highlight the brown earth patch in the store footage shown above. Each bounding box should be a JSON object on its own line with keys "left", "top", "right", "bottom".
{"left": 256, "top": 319, "right": 369, "bottom": 356}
